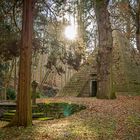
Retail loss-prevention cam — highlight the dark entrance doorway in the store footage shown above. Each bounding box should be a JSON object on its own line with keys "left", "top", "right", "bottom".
{"left": 91, "top": 80, "right": 97, "bottom": 97}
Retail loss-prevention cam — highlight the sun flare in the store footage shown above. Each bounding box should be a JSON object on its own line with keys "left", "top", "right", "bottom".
{"left": 64, "top": 25, "right": 77, "bottom": 40}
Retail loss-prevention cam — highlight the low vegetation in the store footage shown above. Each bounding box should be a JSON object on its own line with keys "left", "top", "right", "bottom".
{"left": 0, "top": 103, "right": 86, "bottom": 122}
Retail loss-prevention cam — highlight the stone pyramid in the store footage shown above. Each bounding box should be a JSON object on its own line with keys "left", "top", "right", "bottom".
{"left": 57, "top": 31, "right": 140, "bottom": 97}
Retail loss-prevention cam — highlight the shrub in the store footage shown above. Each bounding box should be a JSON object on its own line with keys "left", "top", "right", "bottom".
{"left": 6, "top": 87, "right": 16, "bottom": 100}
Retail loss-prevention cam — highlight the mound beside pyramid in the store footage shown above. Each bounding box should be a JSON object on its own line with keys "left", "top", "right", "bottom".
{"left": 57, "top": 31, "right": 140, "bottom": 97}
{"left": 112, "top": 31, "right": 140, "bottom": 95}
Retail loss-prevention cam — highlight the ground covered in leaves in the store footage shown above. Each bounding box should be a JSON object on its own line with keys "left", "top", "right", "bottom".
{"left": 0, "top": 96, "right": 140, "bottom": 140}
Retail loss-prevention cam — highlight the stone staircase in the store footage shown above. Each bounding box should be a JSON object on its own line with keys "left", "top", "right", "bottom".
{"left": 57, "top": 49, "right": 98, "bottom": 97}
{"left": 0, "top": 109, "right": 50, "bottom": 122}
{"left": 57, "top": 64, "right": 92, "bottom": 97}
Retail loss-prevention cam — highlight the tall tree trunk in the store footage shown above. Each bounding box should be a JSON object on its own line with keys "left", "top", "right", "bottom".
{"left": 94, "top": 0, "right": 116, "bottom": 99}
{"left": 14, "top": 58, "right": 17, "bottom": 92}
{"left": 135, "top": 0, "right": 140, "bottom": 53}
{"left": 126, "top": 17, "right": 131, "bottom": 41}
{"left": 136, "top": 12, "right": 140, "bottom": 52}
{"left": 9, "top": 0, "right": 34, "bottom": 127}
{"left": 129, "top": 0, "right": 140, "bottom": 52}
{"left": 77, "top": 0, "right": 86, "bottom": 55}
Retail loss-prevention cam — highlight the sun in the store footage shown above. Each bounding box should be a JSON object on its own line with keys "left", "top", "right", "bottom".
{"left": 64, "top": 25, "right": 77, "bottom": 40}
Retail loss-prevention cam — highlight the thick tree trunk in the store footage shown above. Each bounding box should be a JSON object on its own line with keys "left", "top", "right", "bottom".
{"left": 126, "top": 17, "right": 131, "bottom": 41}
{"left": 136, "top": 15, "right": 140, "bottom": 53}
{"left": 136, "top": 29, "right": 140, "bottom": 53}
{"left": 94, "top": 0, "right": 116, "bottom": 99}
{"left": 9, "top": 0, "right": 34, "bottom": 127}
{"left": 136, "top": 0, "right": 140, "bottom": 53}
{"left": 128, "top": 0, "right": 140, "bottom": 53}
{"left": 77, "top": 0, "right": 86, "bottom": 55}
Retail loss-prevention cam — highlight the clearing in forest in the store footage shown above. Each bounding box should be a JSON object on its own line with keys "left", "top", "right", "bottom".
{"left": 0, "top": 96, "right": 140, "bottom": 140}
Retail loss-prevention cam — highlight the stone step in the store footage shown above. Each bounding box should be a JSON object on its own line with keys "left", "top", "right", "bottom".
{"left": 32, "top": 112, "right": 46, "bottom": 118}
{"left": 0, "top": 112, "right": 47, "bottom": 121}
{"left": 34, "top": 117, "right": 53, "bottom": 121}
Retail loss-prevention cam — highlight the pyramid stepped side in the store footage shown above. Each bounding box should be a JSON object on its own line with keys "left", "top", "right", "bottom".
{"left": 57, "top": 64, "right": 92, "bottom": 97}
{"left": 78, "top": 80, "right": 91, "bottom": 97}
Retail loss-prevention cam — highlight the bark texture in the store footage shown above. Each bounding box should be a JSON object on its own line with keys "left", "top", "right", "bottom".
{"left": 136, "top": 11, "right": 140, "bottom": 53}
{"left": 9, "top": 0, "right": 34, "bottom": 126}
{"left": 129, "top": 0, "right": 140, "bottom": 52}
{"left": 94, "top": 0, "right": 116, "bottom": 99}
